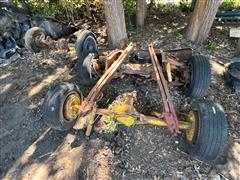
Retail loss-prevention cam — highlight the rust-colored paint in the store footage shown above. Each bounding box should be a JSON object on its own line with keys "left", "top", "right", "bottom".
{"left": 148, "top": 44, "right": 179, "bottom": 133}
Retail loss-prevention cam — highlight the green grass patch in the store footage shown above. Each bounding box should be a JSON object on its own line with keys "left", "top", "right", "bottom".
{"left": 209, "top": 41, "right": 218, "bottom": 50}
{"left": 219, "top": 0, "right": 240, "bottom": 10}
{"left": 176, "top": 33, "right": 184, "bottom": 41}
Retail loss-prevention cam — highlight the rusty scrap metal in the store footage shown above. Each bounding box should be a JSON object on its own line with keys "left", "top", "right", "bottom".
{"left": 148, "top": 44, "right": 179, "bottom": 133}
{"left": 162, "top": 50, "right": 191, "bottom": 84}
{"left": 74, "top": 45, "right": 192, "bottom": 134}
{"left": 34, "top": 33, "right": 69, "bottom": 51}
{"left": 104, "top": 50, "right": 123, "bottom": 71}
{"left": 76, "top": 43, "right": 134, "bottom": 122}
{"left": 91, "top": 47, "right": 192, "bottom": 85}
{"left": 165, "top": 48, "right": 192, "bottom": 62}
{"left": 164, "top": 53, "right": 186, "bottom": 67}
{"left": 91, "top": 50, "right": 124, "bottom": 78}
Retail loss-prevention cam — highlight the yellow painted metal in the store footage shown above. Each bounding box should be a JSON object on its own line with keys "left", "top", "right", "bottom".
{"left": 143, "top": 116, "right": 191, "bottom": 130}
{"left": 64, "top": 93, "right": 81, "bottom": 121}
{"left": 151, "top": 111, "right": 163, "bottom": 118}
{"left": 112, "top": 104, "right": 132, "bottom": 114}
{"left": 166, "top": 62, "right": 172, "bottom": 82}
{"left": 96, "top": 104, "right": 192, "bottom": 130}
{"left": 97, "top": 104, "right": 135, "bottom": 126}
{"left": 97, "top": 104, "right": 132, "bottom": 115}
{"left": 115, "top": 116, "right": 135, "bottom": 126}
{"left": 112, "top": 104, "right": 135, "bottom": 126}
{"left": 186, "top": 111, "right": 197, "bottom": 142}
{"left": 144, "top": 119, "right": 167, "bottom": 126}
{"left": 178, "top": 121, "right": 191, "bottom": 130}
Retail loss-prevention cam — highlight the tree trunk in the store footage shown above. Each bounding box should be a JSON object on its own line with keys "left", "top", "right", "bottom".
{"left": 136, "top": 0, "right": 147, "bottom": 28}
{"left": 103, "top": 0, "right": 128, "bottom": 48}
{"left": 186, "top": 0, "right": 221, "bottom": 44}
{"left": 190, "top": 0, "right": 196, "bottom": 12}
{"left": 84, "top": 0, "right": 92, "bottom": 18}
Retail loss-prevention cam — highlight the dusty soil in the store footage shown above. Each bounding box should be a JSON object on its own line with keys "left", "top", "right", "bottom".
{"left": 0, "top": 13, "right": 240, "bottom": 179}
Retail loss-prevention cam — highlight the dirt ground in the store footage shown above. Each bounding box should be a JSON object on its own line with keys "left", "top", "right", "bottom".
{"left": 0, "top": 13, "right": 240, "bottom": 180}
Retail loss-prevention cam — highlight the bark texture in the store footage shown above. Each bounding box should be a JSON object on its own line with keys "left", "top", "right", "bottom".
{"left": 84, "top": 0, "right": 92, "bottom": 18}
{"left": 103, "top": 0, "right": 128, "bottom": 48}
{"left": 186, "top": 0, "right": 221, "bottom": 44}
{"left": 136, "top": 0, "right": 147, "bottom": 27}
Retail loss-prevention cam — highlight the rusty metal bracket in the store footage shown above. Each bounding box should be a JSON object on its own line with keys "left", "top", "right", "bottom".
{"left": 148, "top": 44, "right": 179, "bottom": 133}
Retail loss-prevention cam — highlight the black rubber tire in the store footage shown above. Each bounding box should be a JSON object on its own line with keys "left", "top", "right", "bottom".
{"left": 75, "top": 30, "right": 99, "bottom": 86}
{"left": 75, "top": 30, "right": 98, "bottom": 63}
{"left": 42, "top": 82, "right": 83, "bottom": 131}
{"left": 24, "top": 27, "right": 46, "bottom": 53}
{"left": 185, "top": 55, "right": 211, "bottom": 97}
{"left": 77, "top": 53, "right": 98, "bottom": 85}
{"left": 184, "top": 100, "right": 228, "bottom": 162}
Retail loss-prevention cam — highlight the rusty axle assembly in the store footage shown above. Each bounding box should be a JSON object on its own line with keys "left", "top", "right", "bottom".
{"left": 74, "top": 43, "right": 193, "bottom": 136}
{"left": 42, "top": 31, "right": 228, "bottom": 162}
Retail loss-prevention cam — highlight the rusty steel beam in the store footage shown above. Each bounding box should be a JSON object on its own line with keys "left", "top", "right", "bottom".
{"left": 148, "top": 44, "right": 179, "bottom": 133}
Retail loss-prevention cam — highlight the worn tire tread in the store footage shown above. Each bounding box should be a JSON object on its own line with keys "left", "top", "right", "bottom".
{"left": 185, "top": 100, "right": 228, "bottom": 162}
{"left": 186, "top": 55, "right": 211, "bottom": 97}
{"left": 42, "top": 82, "right": 82, "bottom": 131}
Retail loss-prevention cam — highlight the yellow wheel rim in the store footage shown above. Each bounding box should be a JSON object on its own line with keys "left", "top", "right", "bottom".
{"left": 186, "top": 111, "right": 197, "bottom": 142}
{"left": 64, "top": 93, "right": 81, "bottom": 121}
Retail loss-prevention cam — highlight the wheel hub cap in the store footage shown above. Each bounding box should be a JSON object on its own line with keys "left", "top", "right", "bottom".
{"left": 186, "top": 111, "right": 197, "bottom": 142}
{"left": 64, "top": 93, "right": 81, "bottom": 121}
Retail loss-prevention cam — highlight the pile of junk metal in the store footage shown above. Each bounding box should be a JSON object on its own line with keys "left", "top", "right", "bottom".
{"left": 1, "top": 1, "right": 240, "bottom": 93}
{"left": 0, "top": 1, "right": 75, "bottom": 67}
